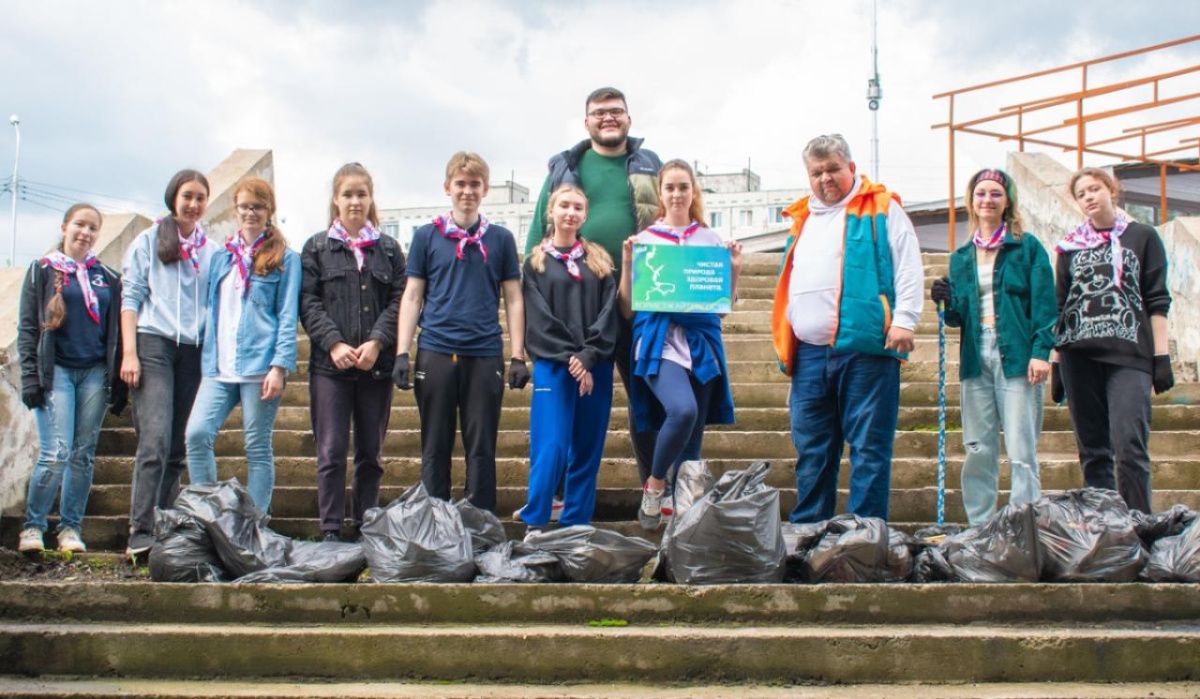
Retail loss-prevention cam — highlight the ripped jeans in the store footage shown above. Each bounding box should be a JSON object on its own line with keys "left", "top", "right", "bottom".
{"left": 24, "top": 364, "right": 108, "bottom": 533}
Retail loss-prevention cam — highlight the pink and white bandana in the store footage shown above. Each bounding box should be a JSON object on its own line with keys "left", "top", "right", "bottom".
{"left": 225, "top": 231, "right": 268, "bottom": 297}
{"left": 1056, "top": 213, "right": 1130, "bottom": 289}
{"left": 329, "top": 219, "right": 381, "bottom": 271}
{"left": 177, "top": 224, "right": 208, "bottom": 274}
{"left": 42, "top": 250, "right": 101, "bottom": 324}
{"left": 433, "top": 212, "right": 489, "bottom": 262}
{"left": 646, "top": 219, "right": 701, "bottom": 244}
{"left": 541, "top": 239, "right": 585, "bottom": 281}
{"left": 973, "top": 223, "right": 1007, "bottom": 251}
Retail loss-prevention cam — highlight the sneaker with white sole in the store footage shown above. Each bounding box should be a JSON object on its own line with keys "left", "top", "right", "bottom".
{"left": 57, "top": 527, "right": 86, "bottom": 553}
{"left": 638, "top": 485, "right": 664, "bottom": 530}
{"left": 18, "top": 527, "right": 44, "bottom": 553}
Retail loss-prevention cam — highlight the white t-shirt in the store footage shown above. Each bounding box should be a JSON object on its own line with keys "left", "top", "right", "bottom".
{"left": 633, "top": 224, "right": 726, "bottom": 370}
{"left": 977, "top": 253, "right": 996, "bottom": 326}
{"left": 215, "top": 269, "right": 265, "bottom": 384}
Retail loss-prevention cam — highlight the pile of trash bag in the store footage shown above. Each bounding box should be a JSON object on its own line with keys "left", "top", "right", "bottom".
{"left": 150, "top": 479, "right": 367, "bottom": 584}
{"left": 148, "top": 508, "right": 227, "bottom": 583}
{"left": 912, "top": 488, "right": 1174, "bottom": 583}
{"left": 359, "top": 484, "right": 477, "bottom": 583}
{"left": 1142, "top": 517, "right": 1200, "bottom": 582}
{"left": 475, "top": 526, "right": 656, "bottom": 584}
{"left": 661, "top": 461, "right": 786, "bottom": 584}
{"left": 787, "top": 515, "right": 916, "bottom": 583}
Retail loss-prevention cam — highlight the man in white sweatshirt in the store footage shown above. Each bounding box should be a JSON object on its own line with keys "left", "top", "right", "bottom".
{"left": 769, "top": 134, "right": 924, "bottom": 523}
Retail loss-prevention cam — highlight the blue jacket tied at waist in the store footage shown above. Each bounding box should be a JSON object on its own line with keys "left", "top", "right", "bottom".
{"left": 630, "top": 311, "right": 735, "bottom": 433}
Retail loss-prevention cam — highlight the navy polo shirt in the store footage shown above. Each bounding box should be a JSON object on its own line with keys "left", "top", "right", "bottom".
{"left": 407, "top": 220, "right": 520, "bottom": 357}
{"left": 55, "top": 269, "right": 112, "bottom": 368}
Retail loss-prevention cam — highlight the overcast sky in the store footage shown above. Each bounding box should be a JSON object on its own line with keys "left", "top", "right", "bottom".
{"left": 1, "top": 0, "right": 1198, "bottom": 264}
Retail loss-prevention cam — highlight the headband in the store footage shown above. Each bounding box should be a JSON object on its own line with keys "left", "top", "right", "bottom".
{"left": 976, "top": 169, "right": 1008, "bottom": 187}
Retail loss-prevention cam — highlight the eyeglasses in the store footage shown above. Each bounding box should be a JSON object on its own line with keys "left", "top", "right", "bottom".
{"left": 237, "top": 204, "right": 268, "bottom": 214}
{"left": 588, "top": 107, "right": 627, "bottom": 119}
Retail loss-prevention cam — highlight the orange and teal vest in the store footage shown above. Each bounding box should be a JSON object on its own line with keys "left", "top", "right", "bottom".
{"left": 770, "top": 177, "right": 905, "bottom": 376}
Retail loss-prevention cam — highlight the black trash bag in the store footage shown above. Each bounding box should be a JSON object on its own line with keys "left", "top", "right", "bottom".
{"left": 359, "top": 483, "right": 476, "bottom": 583}
{"left": 942, "top": 502, "right": 1041, "bottom": 582}
{"left": 456, "top": 499, "right": 507, "bottom": 556}
{"left": 474, "top": 540, "right": 565, "bottom": 583}
{"left": 654, "top": 460, "right": 716, "bottom": 580}
{"left": 664, "top": 461, "right": 786, "bottom": 584}
{"left": 235, "top": 541, "right": 367, "bottom": 584}
{"left": 1035, "top": 489, "right": 1145, "bottom": 582}
{"left": 172, "top": 480, "right": 292, "bottom": 578}
{"left": 148, "top": 508, "right": 227, "bottom": 583}
{"left": 913, "top": 541, "right": 955, "bottom": 583}
{"left": 796, "top": 515, "right": 915, "bottom": 583}
{"left": 1132, "top": 505, "right": 1198, "bottom": 548}
{"left": 1142, "top": 517, "right": 1200, "bottom": 582}
{"left": 781, "top": 521, "right": 828, "bottom": 583}
{"left": 671, "top": 459, "right": 714, "bottom": 517}
{"left": 523, "top": 526, "right": 657, "bottom": 583}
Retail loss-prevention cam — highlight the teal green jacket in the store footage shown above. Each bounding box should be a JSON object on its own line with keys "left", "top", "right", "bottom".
{"left": 943, "top": 231, "right": 1056, "bottom": 380}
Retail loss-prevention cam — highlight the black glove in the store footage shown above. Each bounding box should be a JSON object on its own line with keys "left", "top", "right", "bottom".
{"left": 392, "top": 352, "right": 411, "bottom": 390}
{"left": 507, "top": 357, "right": 530, "bottom": 390}
{"left": 21, "top": 385, "right": 44, "bottom": 409}
{"left": 930, "top": 276, "right": 951, "bottom": 304}
{"left": 1153, "top": 355, "right": 1175, "bottom": 395}
{"left": 1051, "top": 362, "right": 1065, "bottom": 404}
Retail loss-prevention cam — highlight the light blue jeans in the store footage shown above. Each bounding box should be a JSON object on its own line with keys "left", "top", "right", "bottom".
{"left": 25, "top": 364, "right": 108, "bottom": 533}
{"left": 185, "top": 377, "right": 281, "bottom": 512}
{"left": 960, "top": 327, "right": 1043, "bottom": 525}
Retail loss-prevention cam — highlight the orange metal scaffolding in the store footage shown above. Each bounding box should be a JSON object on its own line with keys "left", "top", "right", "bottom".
{"left": 933, "top": 34, "right": 1200, "bottom": 249}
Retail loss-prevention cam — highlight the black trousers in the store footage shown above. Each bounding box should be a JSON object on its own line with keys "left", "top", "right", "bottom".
{"left": 1060, "top": 350, "right": 1154, "bottom": 513}
{"left": 413, "top": 350, "right": 504, "bottom": 512}
{"left": 310, "top": 371, "right": 394, "bottom": 533}
{"left": 614, "top": 314, "right": 659, "bottom": 484}
{"left": 128, "top": 333, "right": 202, "bottom": 547}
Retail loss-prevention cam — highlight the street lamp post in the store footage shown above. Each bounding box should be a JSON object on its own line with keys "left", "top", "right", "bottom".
{"left": 8, "top": 114, "right": 19, "bottom": 268}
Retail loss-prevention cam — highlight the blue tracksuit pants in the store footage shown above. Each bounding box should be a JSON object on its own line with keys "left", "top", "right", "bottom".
{"left": 521, "top": 359, "right": 614, "bottom": 527}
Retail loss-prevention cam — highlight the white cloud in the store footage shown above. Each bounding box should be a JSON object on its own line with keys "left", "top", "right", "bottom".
{"left": 0, "top": 0, "right": 1196, "bottom": 263}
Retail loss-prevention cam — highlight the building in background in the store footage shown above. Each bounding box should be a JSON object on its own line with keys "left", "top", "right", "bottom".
{"left": 377, "top": 168, "right": 808, "bottom": 253}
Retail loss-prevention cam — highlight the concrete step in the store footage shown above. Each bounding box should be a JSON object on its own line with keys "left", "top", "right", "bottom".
{"left": 3, "top": 678, "right": 1199, "bottom": 699}
{"left": 85, "top": 454, "right": 1200, "bottom": 492}
{"left": 2, "top": 621, "right": 1198, "bottom": 683}
{"left": 101, "top": 402, "right": 1200, "bottom": 434}
{"left": 94, "top": 427, "right": 1200, "bottom": 460}
{"left": 77, "top": 482, "right": 1200, "bottom": 522}
{"left": 4, "top": 581, "right": 1200, "bottom": 626}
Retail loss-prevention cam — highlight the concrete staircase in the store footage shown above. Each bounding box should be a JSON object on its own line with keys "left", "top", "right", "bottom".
{"left": 3, "top": 251, "right": 1200, "bottom": 694}
{"left": 6, "top": 252, "right": 1199, "bottom": 546}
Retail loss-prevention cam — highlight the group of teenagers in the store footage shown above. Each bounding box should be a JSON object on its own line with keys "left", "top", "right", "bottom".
{"left": 14, "top": 86, "right": 1175, "bottom": 559}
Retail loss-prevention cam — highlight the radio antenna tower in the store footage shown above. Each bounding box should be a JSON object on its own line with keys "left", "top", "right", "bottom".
{"left": 866, "top": 0, "right": 882, "bottom": 180}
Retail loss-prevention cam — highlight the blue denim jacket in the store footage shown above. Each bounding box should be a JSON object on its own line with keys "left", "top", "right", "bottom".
{"left": 201, "top": 247, "right": 301, "bottom": 377}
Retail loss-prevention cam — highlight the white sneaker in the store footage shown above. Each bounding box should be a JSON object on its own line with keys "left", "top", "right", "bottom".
{"left": 638, "top": 486, "right": 664, "bottom": 530}
{"left": 57, "top": 527, "right": 86, "bottom": 553}
{"left": 18, "top": 527, "right": 44, "bottom": 553}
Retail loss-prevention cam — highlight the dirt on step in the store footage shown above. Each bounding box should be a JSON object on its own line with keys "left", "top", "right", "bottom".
{"left": 0, "top": 547, "right": 148, "bottom": 582}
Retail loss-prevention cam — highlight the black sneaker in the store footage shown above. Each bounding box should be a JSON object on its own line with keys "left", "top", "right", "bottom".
{"left": 322, "top": 531, "right": 342, "bottom": 543}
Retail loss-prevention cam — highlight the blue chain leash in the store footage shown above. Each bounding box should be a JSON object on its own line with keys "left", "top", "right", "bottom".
{"left": 937, "top": 300, "right": 947, "bottom": 527}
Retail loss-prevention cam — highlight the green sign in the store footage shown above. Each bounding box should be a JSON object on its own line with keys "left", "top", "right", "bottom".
{"left": 631, "top": 244, "right": 732, "bottom": 313}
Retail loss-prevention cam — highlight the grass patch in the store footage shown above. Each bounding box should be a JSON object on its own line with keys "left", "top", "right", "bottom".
{"left": 587, "top": 618, "right": 628, "bottom": 628}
